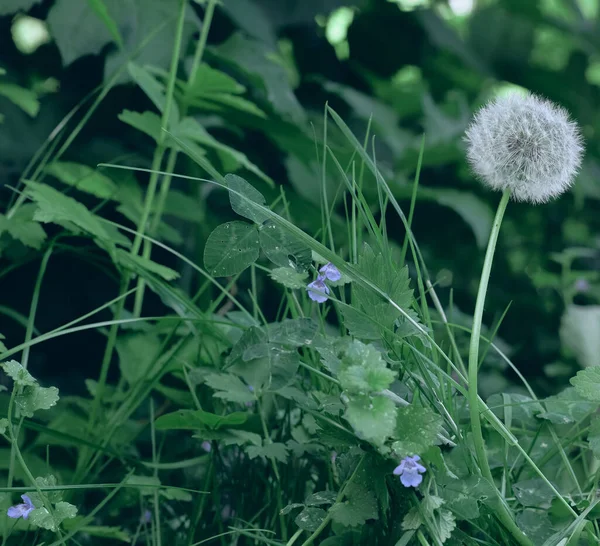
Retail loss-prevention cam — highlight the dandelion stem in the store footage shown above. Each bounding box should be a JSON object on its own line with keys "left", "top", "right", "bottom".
{"left": 468, "top": 189, "right": 533, "bottom": 546}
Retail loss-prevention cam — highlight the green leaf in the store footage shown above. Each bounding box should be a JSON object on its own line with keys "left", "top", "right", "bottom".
{"left": 24, "top": 181, "right": 111, "bottom": 243}
{"left": 259, "top": 221, "right": 311, "bottom": 270}
{"left": 339, "top": 339, "right": 396, "bottom": 393}
{"left": 35, "top": 475, "right": 62, "bottom": 503}
{"left": 62, "top": 518, "right": 130, "bottom": 542}
{"left": 515, "top": 509, "right": 554, "bottom": 545}
{"left": 160, "top": 488, "right": 192, "bottom": 501}
{"left": 437, "top": 509, "right": 456, "bottom": 544}
{"left": 345, "top": 395, "right": 397, "bottom": 445}
{"left": 305, "top": 491, "right": 337, "bottom": 506}
{"left": 246, "top": 442, "right": 288, "bottom": 463}
{"left": 15, "top": 385, "right": 60, "bottom": 417}
{"left": 186, "top": 63, "right": 245, "bottom": 96}
{"left": 204, "top": 373, "right": 254, "bottom": 404}
{"left": 589, "top": 416, "right": 600, "bottom": 458}
{"left": 438, "top": 475, "right": 494, "bottom": 521}
{"left": 570, "top": 367, "right": 600, "bottom": 402}
{"left": 154, "top": 409, "right": 247, "bottom": 431}
{"left": 393, "top": 405, "right": 443, "bottom": 457}
{"left": 115, "top": 333, "right": 162, "bottom": 384}
{"left": 269, "top": 267, "right": 308, "bottom": 289}
{"left": 513, "top": 479, "right": 556, "bottom": 509}
{"left": 87, "top": 0, "right": 123, "bottom": 48}
{"left": 46, "top": 161, "right": 117, "bottom": 199}
{"left": 204, "top": 221, "right": 260, "bottom": 277}
{"left": 561, "top": 305, "right": 600, "bottom": 368}
{"left": 537, "top": 387, "right": 596, "bottom": 424}
{"left": 294, "top": 507, "right": 326, "bottom": 531}
{"left": 0, "top": 419, "right": 7, "bottom": 435}
{"left": 128, "top": 63, "right": 179, "bottom": 126}
{"left": 2, "top": 360, "right": 36, "bottom": 386}
{"left": 0, "top": 0, "right": 43, "bottom": 16}
{"left": 29, "top": 501, "right": 77, "bottom": 532}
{"left": 0, "top": 83, "right": 39, "bottom": 116}
{"left": 268, "top": 318, "right": 317, "bottom": 347}
{"left": 118, "top": 109, "right": 162, "bottom": 142}
{"left": 226, "top": 174, "right": 269, "bottom": 224}
{"left": 125, "top": 475, "right": 161, "bottom": 494}
{"left": 329, "top": 483, "right": 378, "bottom": 527}
{"left": 0, "top": 205, "right": 47, "bottom": 250}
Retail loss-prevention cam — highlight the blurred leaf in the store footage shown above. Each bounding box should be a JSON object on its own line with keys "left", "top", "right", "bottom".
{"left": 63, "top": 519, "right": 130, "bottom": 543}
{"left": 115, "top": 251, "right": 180, "bottom": 281}
{"left": 30, "top": 501, "right": 77, "bottom": 531}
{"left": 118, "top": 109, "right": 162, "bottom": 142}
{"left": 588, "top": 416, "right": 600, "bottom": 458}
{"left": 0, "top": 83, "right": 39, "bottom": 117}
{"left": 513, "top": 479, "right": 556, "bottom": 508}
{"left": 203, "top": 221, "right": 260, "bottom": 277}
{"left": 345, "top": 395, "right": 397, "bottom": 445}
{"left": 155, "top": 409, "right": 247, "bottom": 430}
{"left": 0, "top": 205, "right": 47, "bottom": 250}
{"left": 269, "top": 266, "right": 308, "bottom": 289}
{"left": 571, "top": 367, "right": 600, "bottom": 402}
{"left": 560, "top": 305, "right": 600, "bottom": 368}
{"left": 115, "top": 332, "right": 162, "bottom": 384}
{"left": 393, "top": 405, "right": 442, "bottom": 457}
{"left": 294, "top": 507, "right": 326, "bottom": 531}
{"left": 329, "top": 483, "right": 378, "bottom": 527}
{"left": 0, "top": 0, "right": 43, "bottom": 15}
{"left": 226, "top": 173, "right": 269, "bottom": 224}
{"left": 128, "top": 63, "right": 179, "bottom": 126}
{"left": 536, "top": 387, "right": 596, "bottom": 424}
{"left": 46, "top": 161, "right": 117, "bottom": 199}
{"left": 87, "top": 0, "right": 123, "bottom": 48}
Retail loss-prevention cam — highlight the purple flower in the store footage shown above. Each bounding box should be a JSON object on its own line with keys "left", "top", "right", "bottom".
{"left": 393, "top": 455, "right": 426, "bottom": 488}
{"left": 141, "top": 509, "right": 152, "bottom": 524}
{"left": 201, "top": 441, "right": 212, "bottom": 452}
{"left": 7, "top": 494, "right": 34, "bottom": 520}
{"left": 575, "top": 279, "right": 590, "bottom": 293}
{"left": 307, "top": 277, "right": 330, "bottom": 303}
{"left": 319, "top": 263, "right": 341, "bottom": 282}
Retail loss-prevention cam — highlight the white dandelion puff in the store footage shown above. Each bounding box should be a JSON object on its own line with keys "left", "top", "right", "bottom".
{"left": 465, "top": 92, "right": 584, "bottom": 204}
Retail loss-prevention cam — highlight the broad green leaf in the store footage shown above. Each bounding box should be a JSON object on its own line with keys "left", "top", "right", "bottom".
{"left": 268, "top": 318, "right": 317, "bottom": 347}
{"left": 245, "top": 442, "right": 288, "bottom": 463}
{"left": 29, "top": 501, "right": 76, "bottom": 531}
{"left": 2, "top": 360, "right": 36, "bottom": 386}
{"left": 515, "top": 509, "right": 554, "bottom": 545}
{"left": 305, "top": 491, "right": 337, "bottom": 506}
{"left": 0, "top": 0, "right": 43, "bottom": 16}
{"left": 0, "top": 83, "right": 39, "bottom": 116}
{"left": 118, "top": 109, "right": 162, "bottom": 142}
{"left": 115, "top": 250, "right": 180, "bottom": 282}
{"left": 128, "top": 63, "right": 179, "bottom": 126}
{"left": 270, "top": 349, "right": 301, "bottom": 390}
{"left": 154, "top": 409, "right": 247, "bottom": 430}
{"left": 329, "top": 483, "right": 378, "bottom": 527}
{"left": 15, "top": 385, "right": 60, "bottom": 417}
{"left": 204, "top": 373, "right": 255, "bottom": 404}
{"left": 115, "top": 333, "right": 162, "bottom": 384}
{"left": 537, "top": 387, "right": 596, "bottom": 424}
{"left": 87, "top": 0, "right": 123, "bottom": 48}
{"left": 0, "top": 205, "right": 46, "bottom": 250}
{"left": 46, "top": 161, "right": 117, "bottom": 199}
{"left": 269, "top": 267, "right": 308, "bottom": 289}
{"left": 513, "top": 479, "right": 556, "bottom": 509}
{"left": 35, "top": 475, "right": 62, "bottom": 503}
{"left": 340, "top": 306, "right": 381, "bottom": 340}
{"left": 259, "top": 221, "right": 311, "bottom": 270}
{"left": 345, "top": 395, "right": 397, "bottom": 445}
{"left": 226, "top": 173, "right": 269, "bottom": 224}
{"left": 437, "top": 509, "right": 456, "bottom": 544}
{"left": 25, "top": 181, "right": 110, "bottom": 243}
{"left": 570, "top": 367, "right": 600, "bottom": 402}
{"left": 161, "top": 190, "right": 202, "bottom": 223}
{"left": 339, "top": 340, "right": 396, "bottom": 393}
{"left": 438, "top": 476, "right": 487, "bottom": 521}
{"left": 227, "top": 326, "right": 271, "bottom": 389}
{"left": 560, "top": 305, "right": 600, "bottom": 368}
{"left": 294, "top": 507, "right": 326, "bottom": 531}
{"left": 393, "top": 405, "right": 443, "bottom": 457}
{"left": 185, "top": 63, "right": 245, "bottom": 96}
{"left": 203, "top": 221, "right": 260, "bottom": 277}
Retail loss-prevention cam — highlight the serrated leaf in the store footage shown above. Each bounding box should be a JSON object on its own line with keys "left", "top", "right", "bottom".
{"left": 329, "top": 483, "right": 378, "bottom": 527}
{"left": 570, "top": 367, "right": 600, "bottom": 402}
{"left": 226, "top": 174, "right": 269, "bottom": 224}
{"left": 2, "top": 360, "right": 36, "bottom": 386}
{"left": 29, "top": 501, "right": 76, "bottom": 532}
{"left": 204, "top": 373, "right": 254, "bottom": 403}
{"left": 0, "top": 205, "right": 47, "bottom": 250}
{"left": 15, "top": 385, "right": 60, "bottom": 417}
{"left": 258, "top": 221, "right": 311, "bottom": 270}
{"left": 305, "top": 491, "right": 337, "bottom": 506}
{"left": 437, "top": 509, "right": 456, "bottom": 544}
{"left": 513, "top": 479, "right": 556, "bottom": 509}
{"left": 118, "top": 109, "right": 162, "bottom": 142}
{"left": 46, "top": 161, "right": 117, "bottom": 199}
{"left": 294, "top": 507, "right": 326, "bottom": 531}
{"left": 402, "top": 507, "right": 421, "bottom": 530}
{"left": 339, "top": 339, "right": 396, "bottom": 393}
{"left": 35, "top": 475, "right": 62, "bottom": 503}
{"left": 393, "top": 405, "right": 443, "bottom": 457}
{"left": 154, "top": 409, "right": 247, "bottom": 430}
{"left": 269, "top": 267, "right": 308, "bottom": 289}
{"left": 246, "top": 442, "right": 288, "bottom": 463}
{"left": 204, "top": 221, "right": 260, "bottom": 277}
{"left": 537, "top": 387, "right": 596, "bottom": 424}
{"left": 345, "top": 395, "right": 397, "bottom": 445}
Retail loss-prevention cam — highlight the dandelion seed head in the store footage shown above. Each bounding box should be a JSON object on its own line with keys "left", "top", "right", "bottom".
{"left": 465, "top": 92, "right": 584, "bottom": 204}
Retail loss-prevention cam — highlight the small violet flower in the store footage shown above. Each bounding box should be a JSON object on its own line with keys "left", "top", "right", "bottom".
{"left": 7, "top": 494, "right": 34, "bottom": 520}
{"left": 319, "top": 262, "right": 341, "bottom": 282}
{"left": 307, "top": 277, "right": 330, "bottom": 303}
{"left": 201, "top": 441, "right": 212, "bottom": 453}
{"left": 393, "top": 455, "right": 426, "bottom": 488}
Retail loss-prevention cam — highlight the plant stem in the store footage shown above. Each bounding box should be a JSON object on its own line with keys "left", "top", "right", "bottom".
{"left": 468, "top": 189, "right": 533, "bottom": 546}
